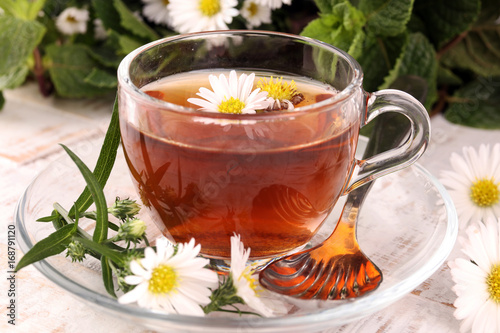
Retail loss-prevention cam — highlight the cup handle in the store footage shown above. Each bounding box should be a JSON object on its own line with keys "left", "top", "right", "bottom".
{"left": 344, "top": 89, "right": 431, "bottom": 193}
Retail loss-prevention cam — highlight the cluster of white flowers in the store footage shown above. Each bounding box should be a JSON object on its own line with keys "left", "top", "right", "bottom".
{"left": 440, "top": 143, "right": 500, "bottom": 333}
{"left": 142, "top": 0, "right": 287, "bottom": 32}
{"left": 54, "top": 1, "right": 290, "bottom": 38}
{"left": 118, "top": 234, "right": 277, "bottom": 317}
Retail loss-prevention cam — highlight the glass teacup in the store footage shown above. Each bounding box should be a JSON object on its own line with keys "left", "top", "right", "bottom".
{"left": 117, "top": 31, "right": 430, "bottom": 267}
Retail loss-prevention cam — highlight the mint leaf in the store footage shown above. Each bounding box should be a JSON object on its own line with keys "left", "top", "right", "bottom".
{"left": 445, "top": 77, "right": 500, "bottom": 129}
{"left": 0, "top": 91, "right": 4, "bottom": 110}
{"left": 113, "top": 0, "right": 159, "bottom": 41}
{"left": 301, "top": 2, "right": 366, "bottom": 57}
{"left": 356, "top": 32, "right": 408, "bottom": 92}
{"left": 45, "top": 44, "right": 114, "bottom": 98}
{"left": 15, "top": 223, "right": 76, "bottom": 271}
{"left": 440, "top": 25, "right": 500, "bottom": 77}
{"left": 359, "top": 0, "right": 414, "bottom": 36}
{"left": 413, "top": 0, "right": 480, "bottom": 47}
{"left": 0, "top": 65, "right": 29, "bottom": 90}
{"left": 314, "top": 0, "right": 346, "bottom": 14}
{"left": 0, "top": 16, "right": 45, "bottom": 88}
{"left": 92, "top": 0, "right": 124, "bottom": 33}
{"left": 380, "top": 32, "right": 438, "bottom": 110}
{"left": 84, "top": 68, "right": 118, "bottom": 88}
{"left": 0, "top": 0, "right": 46, "bottom": 20}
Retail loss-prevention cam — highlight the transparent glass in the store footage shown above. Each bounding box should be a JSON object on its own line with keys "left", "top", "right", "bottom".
{"left": 15, "top": 139, "right": 458, "bottom": 332}
{"left": 117, "top": 31, "right": 430, "bottom": 262}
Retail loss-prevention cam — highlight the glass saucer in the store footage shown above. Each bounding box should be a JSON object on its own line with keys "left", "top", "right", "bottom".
{"left": 15, "top": 139, "right": 458, "bottom": 332}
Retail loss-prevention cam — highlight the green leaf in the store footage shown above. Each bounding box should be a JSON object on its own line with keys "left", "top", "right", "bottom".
{"left": 413, "top": 0, "right": 480, "bottom": 47}
{"left": 359, "top": 0, "right": 414, "bottom": 36}
{"left": 70, "top": 98, "right": 121, "bottom": 217}
{"left": 301, "top": 2, "right": 366, "bottom": 55}
{"left": 113, "top": 0, "right": 158, "bottom": 41}
{"left": 313, "top": 0, "right": 346, "bottom": 14}
{"left": 0, "top": 0, "right": 45, "bottom": 20}
{"left": 445, "top": 76, "right": 500, "bottom": 129}
{"left": 0, "top": 16, "right": 45, "bottom": 89}
{"left": 101, "top": 256, "right": 117, "bottom": 298}
{"left": 440, "top": 25, "right": 500, "bottom": 77}
{"left": 0, "top": 65, "right": 29, "bottom": 90}
{"left": 356, "top": 32, "right": 408, "bottom": 92}
{"left": 0, "top": 91, "right": 4, "bottom": 111}
{"left": 45, "top": 44, "right": 115, "bottom": 98}
{"left": 84, "top": 68, "right": 118, "bottom": 88}
{"left": 437, "top": 65, "right": 462, "bottom": 86}
{"left": 60, "top": 144, "right": 109, "bottom": 243}
{"left": 91, "top": 0, "right": 124, "bottom": 33}
{"left": 380, "top": 32, "right": 438, "bottom": 110}
{"left": 73, "top": 237, "right": 125, "bottom": 266}
{"left": 15, "top": 223, "right": 76, "bottom": 271}
{"left": 53, "top": 203, "right": 78, "bottom": 226}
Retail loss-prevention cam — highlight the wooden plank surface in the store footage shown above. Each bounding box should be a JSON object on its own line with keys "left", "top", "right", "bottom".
{"left": 1, "top": 83, "right": 499, "bottom": 332}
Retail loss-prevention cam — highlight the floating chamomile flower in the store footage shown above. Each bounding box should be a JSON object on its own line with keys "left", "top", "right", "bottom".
{"left": 448, "top": 217, "right": 500, "bottom": 333}
{"left": 229, "top": 234, "right": 274, "bottom": 317}
{"left": 141, "top": 0, "right": 172, "bottom": 26}
{"left": 55, "top": 7, "right": 89, "bottom": 35}
{"left": 253, "top": 0, "right": 291, "bottom": 9}
{"left": 118, "top": 237, "right": 219, "bottom": 316}
{"left": 188, "top": 70, "right": 270, "bottom": 114}
{"left": 168, "top": 0, "right": 239, "bottom": 34}
{"left": 257, "top": 76, "right": 304, "bottom": 111}
{"left": 241, "top": 0, "right": 272, "bottom": 29}
{"left": 440, "top": 143, "right": 500, "bottom": 229}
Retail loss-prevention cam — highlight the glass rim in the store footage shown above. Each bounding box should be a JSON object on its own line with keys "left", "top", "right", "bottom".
{"left": 117, "top": 30, "right": 364, "bottom": 120}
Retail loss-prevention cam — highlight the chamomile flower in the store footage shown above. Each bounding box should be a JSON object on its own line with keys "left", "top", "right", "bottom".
{"left": 188, "top": 70, "right": 270, "bottom": 114}
{"left": 141, "top": 0, "right": 172, "bottom": 26}
{"left": 440, "top": 143, "right": 500, "bottom": 229}
{"left": 448, "top": 218, "right": 500, "bottom": 333}
{"left": 55, "top": 7, "right": 89, "bottom": 35}
{"left": 118, "top": 237, "right": 219, "bottom": 316}
{"left": 256, "top": 76, "right": 304, "bottom": 111}
{"left": 253, "top": 0, "right": 291, "bottom": 10}
{"left": 229, "top": 234, "right": 274, "bottom": 317}
{"left": 167, "top": 0, "right": 239, "bottom": 34}
{"left": 241, "top": 0, "right": 272, "bottom": 29}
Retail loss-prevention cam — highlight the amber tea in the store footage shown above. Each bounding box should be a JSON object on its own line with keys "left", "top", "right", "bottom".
{"left": 120, "top": 70, "right": 360, "bottom": 259}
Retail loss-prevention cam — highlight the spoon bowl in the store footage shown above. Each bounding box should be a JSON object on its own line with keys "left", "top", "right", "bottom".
{"left": 259, "top": 183, "right": 382, "bottom": 300}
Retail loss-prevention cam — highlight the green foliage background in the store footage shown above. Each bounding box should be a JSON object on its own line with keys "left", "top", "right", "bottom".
{"left": 1, "top": 0, "right": 499, "bottom": 128}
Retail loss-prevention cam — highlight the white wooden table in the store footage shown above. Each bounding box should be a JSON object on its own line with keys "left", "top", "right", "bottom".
{"left": 1, "top": 83, "right": 499, "bottom": 333}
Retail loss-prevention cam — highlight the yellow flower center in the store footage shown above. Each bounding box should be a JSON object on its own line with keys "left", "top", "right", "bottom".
{"left": 470, "top": 178, "right": 499, "bottom": 207}
{"left": 148, "top": 264, "right": 177, "bottom": 295}
{"left": 248, "top": 2, "right": 258, "bottom": 17}
{"left": 242, "top": 266, "right": 259, "bottom": 293}
{"left": 162, "top": 0, "right": 169, "bottom": 5}
{"left": 66, "top": 15, "right": 77, "bottom": 23}
{"left": 487, "top": 264, "right": 500, "bottom": 303}
{"left": 218, "top": 97, "right": 245, "bottom": 114}
{"left": 199, "top": 0, "right": 221, "bottom": 17}
{"left": 257, "top": 77, "right": 297, "bottom": 101}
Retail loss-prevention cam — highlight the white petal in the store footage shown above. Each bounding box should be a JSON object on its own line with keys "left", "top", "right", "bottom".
{"left": 118, "top": 282, "right": 148, "bottom": 304}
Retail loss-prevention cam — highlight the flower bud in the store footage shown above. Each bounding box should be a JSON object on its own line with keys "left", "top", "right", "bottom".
{"left": 117, "top": 218, "right": 147, "bottom": 242}
{"left": 108, "top": 198, "right": 141, "bottom": 220}
{"left": 65, "top": 240, "right": 86, "bottom": 262}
